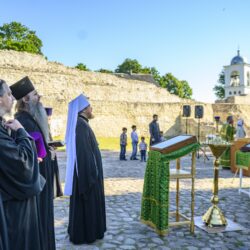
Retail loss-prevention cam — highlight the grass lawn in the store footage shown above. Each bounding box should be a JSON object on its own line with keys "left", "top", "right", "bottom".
{"left": 53, "top": 136, "right": 150, "bottom": 152}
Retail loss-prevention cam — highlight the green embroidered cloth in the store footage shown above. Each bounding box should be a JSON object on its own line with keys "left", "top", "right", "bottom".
{"left": 140, "top": 143, "right": 199, "bottom": 235}
{"left": 219, "top": 147, "right": 231, "bottom": 167}
{"left": 219, "top": 124, "right": 235, "bottom": 168}
{"left": 236, "top": 151, "right": 250, "bottom": 169}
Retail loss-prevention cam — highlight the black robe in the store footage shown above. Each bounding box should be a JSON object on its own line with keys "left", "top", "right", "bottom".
{"left": 0, "top": 194, "right": 8, "bottom": 250}
{"left": 48, "top": 133, "right": 63, "bottom": 198}
{"left": 149, "top": 120, "right": 161, "bottom": 146}
{"left": 68, "top": 115, "right": 106, "bottom": 244}
{"left": 15, "top": 111, "right": 56, "bottom": 250}
{"left": 0, "top": 121, "right": 45, "bottom": 250}
{"left": 52, "top": 156, "right": 63, "bottom": 198}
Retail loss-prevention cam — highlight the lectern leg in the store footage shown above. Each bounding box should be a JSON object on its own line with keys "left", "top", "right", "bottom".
{"left": 176, "top": 159, "right": 180, "bottom": 221}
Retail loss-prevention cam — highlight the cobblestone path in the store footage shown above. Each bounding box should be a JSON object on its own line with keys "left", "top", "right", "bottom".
{"left": 55, "top": 151, "right": 250, "bottom": 250}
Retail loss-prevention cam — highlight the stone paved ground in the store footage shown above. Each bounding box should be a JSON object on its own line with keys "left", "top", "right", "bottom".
{"left": 55, "top": 150, "right": 250, "bottom": 250}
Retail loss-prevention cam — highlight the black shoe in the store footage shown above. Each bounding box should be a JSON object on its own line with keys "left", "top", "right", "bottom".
{"left": 134, "top": 158, "right": 139, "bottom": 160}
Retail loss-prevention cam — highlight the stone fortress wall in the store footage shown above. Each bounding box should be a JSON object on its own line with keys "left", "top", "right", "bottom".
{"left": 0, "top": 50, "right": 249, "bottom": 141}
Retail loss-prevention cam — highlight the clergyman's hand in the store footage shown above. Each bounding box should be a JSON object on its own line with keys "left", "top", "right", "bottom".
{"left": 5, "top": 119, "right": 23, "bottom": 131}
{"left": 38, "top": 157, "right": 43, "bottom": 163}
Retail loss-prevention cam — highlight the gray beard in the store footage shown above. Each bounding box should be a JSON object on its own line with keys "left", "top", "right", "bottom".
{"left": 28, "top": 101, "right": 50, "bottom": 143}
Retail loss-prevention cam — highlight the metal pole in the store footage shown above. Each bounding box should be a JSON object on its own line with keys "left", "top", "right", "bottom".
{"left": 197, "top": 118, "right": 200, "bottom": 158}
{"left": 186, "top": 118, "right": 188, "bottom": 134}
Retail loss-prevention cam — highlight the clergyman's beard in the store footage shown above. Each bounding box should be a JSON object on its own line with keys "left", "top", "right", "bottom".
{"left": 28, "top": 101, "right": 50, "bottom": 143}
{"left": 81, "top": 112, "right": 94, "bottom": 120}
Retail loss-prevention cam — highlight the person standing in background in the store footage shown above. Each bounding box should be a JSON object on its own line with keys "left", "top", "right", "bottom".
{"left": 236, "top": 119, "right": 246, "bottom": 139}
{"left": 120, "top": 127, "right": 127, "bottom": 160}
{"left": 130, "top": 125, "right": 139, "bottom": 160}
{"left": 149, "top": 114, "right": 161, "bottom": 146}
{"left": 219, "top": 115, "right": 236, "bottom": 168}
{"left": 160, "top": 131, "right": 166, "bottom": 142}
{"left": 139, "top": 136, "right": 147, "bottom": 162}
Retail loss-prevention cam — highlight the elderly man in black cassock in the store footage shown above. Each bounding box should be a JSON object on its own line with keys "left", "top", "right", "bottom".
{"left": 10, "top": 76, "right": 56, "bottom": 250}
{"left": 64, "top": 94, "right": 106, "bottom": 244}
{"left": 0, "top": 79, "right": 45, "bottom": 250}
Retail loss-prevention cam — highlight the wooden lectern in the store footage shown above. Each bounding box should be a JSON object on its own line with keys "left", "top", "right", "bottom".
{"left": 151, "top": 135, "right": 197, "bottom": 233}
{"left": 150, "top": 135, "right": 197, "bottom": 153}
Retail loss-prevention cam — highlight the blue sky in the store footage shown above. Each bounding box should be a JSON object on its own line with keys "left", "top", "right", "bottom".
{"left": 1, "top": 0, "right": 250, "bottom": 103}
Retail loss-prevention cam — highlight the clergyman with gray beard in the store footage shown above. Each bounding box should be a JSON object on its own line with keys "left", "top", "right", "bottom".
{"left": 10, "top": 76, "right": 56, "bottom": 250}
{"left": 0, "top": 79, "right": 45, "bottom": 250}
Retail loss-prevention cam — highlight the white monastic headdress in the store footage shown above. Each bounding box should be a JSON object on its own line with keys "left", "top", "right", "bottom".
{"left": 64, "top": 94, "right": 90, "bottom": 196}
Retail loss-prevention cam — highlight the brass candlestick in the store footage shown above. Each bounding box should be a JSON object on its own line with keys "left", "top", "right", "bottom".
{"left": 202, "top": 144, "right": 229, "bottom": 227}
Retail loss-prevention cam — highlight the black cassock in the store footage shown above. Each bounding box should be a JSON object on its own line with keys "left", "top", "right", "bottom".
{"left": 149, "top": 120, "right": 161, "bottom": 146}
{"left": 48, "top": 133, "right": 63, "bottom": 198}
{"left": 0, "top": 194, "right": 8, "bottom": 250}
{"left": 68, "top": 115, "right": 106, "bottom": 244}
{"left": 52, "top": 156, "right": 63, "bottom": 198}
{"left": 15, "top": 111, "right": 56, "bottom": 250}
{"left": 0, "top": 122, "right": 45, "bottom": 250}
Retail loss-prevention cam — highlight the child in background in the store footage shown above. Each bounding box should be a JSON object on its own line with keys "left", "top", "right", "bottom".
{"left": 120, "top": 127, "right": 127, "bottom": 160}
{"left": 139, "top": 137, "right": 147, "bottom": 162}
{"left": 160, "top": 131, "right": 166, "bottom": 142}
{"left": 130, "top": 125, "right": 139, "bottom": 160}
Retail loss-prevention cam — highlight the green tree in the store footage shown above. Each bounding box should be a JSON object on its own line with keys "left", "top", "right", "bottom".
{"left": 160, "top": 73, "right": 192, "bottom": 99}
{"left": 140, "top": 67, "right": 151, "bottom": 74}
{"left": 140, "top": 66, "right": 162, "bottom": 84}
{"left": 75, "top": 63, "right": 90, "bottom": 71}
{"left": 213, "top": 71, "right": 225, "bottom": 99}
{"left": 0, "top": 21, "right": 43, "bottom": 54}
{"left": 149, "top": 67, "right": 161, "bottom": 84}
{"left": 96, "top": 68, "right": 113, "bottom": 73}
{"left": 115, "top": 58, "right": 142, "bottom": 73}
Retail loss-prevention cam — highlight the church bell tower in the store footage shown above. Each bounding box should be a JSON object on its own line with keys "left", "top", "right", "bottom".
{"left": 224, "top": 50, "right": 250, "bottom": 98}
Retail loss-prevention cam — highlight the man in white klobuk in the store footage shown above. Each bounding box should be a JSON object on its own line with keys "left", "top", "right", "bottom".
{"left": 65, "top": 94, "right": 106, "bottom": 244}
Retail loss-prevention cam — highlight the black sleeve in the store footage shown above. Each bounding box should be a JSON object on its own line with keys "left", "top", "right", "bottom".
{"left": 149, "top": 122, "right": 153, "bottom": 137}
{"left": 0, "top": 128, "right": 43, "bottom": 200}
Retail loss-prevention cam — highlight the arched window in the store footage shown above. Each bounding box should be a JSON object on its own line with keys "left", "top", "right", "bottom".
{"left": 229, "top": 91, "right": 232, "bottom": 95}
{"left": 230, "top": 71, "right": 240, "bottom": 86}
{"left": 247, "top": 72, "right": 250, "bottom": 86}
{"left": 234, "top": 91, "right": 236, "bottom": 95}
{"left": 238, "top": 91, "right": 241, "bottom": 94}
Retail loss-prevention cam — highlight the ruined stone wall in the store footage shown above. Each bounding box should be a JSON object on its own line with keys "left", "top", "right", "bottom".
{"left": 224, "top": 95, "right": 250, "bottom": 105}
{"left": 0, "top": 50, "right": 249, "bottom": 139}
